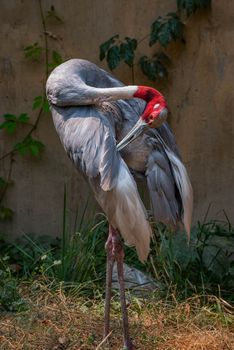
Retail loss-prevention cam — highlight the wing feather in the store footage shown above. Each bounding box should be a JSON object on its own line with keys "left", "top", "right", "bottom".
{"left": 145, "top": 121, "right": 193, "bottom": 237}
{"left": 146, "top": 150, "right": 180, "bottom": 226}
{"left": 152, "top": 128, "right": 193, "bottom": 238}
{"left": 51, "top": 105, "right": 119, "bottom": 191}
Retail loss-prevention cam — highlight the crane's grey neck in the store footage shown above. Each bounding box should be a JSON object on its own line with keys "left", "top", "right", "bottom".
{"left": 93, "top": 86, "right": 138, "bottom": 103}
{"left": 46, "top": 75, "right": 139, "bottom": 107}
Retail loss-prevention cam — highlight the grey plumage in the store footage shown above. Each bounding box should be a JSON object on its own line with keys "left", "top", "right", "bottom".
{"left": 46, "top": 59, "right": 193, "bottom": 261}
{"left": 52, "top": 104, "right": 119, "bottom": 191}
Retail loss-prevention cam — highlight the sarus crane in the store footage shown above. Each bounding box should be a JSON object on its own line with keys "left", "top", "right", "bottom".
{"left": 46, "top": 59, "right": 193, "bottom": 350}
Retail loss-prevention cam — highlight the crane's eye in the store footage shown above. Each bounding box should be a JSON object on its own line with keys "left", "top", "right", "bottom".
{"left": 153, "top": 103, "right": 160, "bottom": 110}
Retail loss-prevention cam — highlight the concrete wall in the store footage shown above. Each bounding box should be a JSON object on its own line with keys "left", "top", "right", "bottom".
{"left": 0, "top": 0, "right": 233, "bottom": 239}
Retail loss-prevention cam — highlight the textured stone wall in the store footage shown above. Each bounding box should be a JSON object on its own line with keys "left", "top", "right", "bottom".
{"left": 0, "top": 0, "right": 233, "bottom": 239}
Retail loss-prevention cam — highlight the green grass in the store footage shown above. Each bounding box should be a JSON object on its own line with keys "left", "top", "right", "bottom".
{"left": 0, "top": 191, "right": 233, "bottom": 308}
{"left": 146, "top": 217, "right": 234, "bottom": 301}
{"left": 0, "top": 201, "right": 233, "bottom": 349}
{"left": 0, "top": 216, "right": 233, "bottom": 306}
{"left": 0, "top": 257, "right": 28, "bottom": 312}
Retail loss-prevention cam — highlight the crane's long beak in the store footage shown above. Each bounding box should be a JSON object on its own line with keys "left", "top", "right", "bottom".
{"left": 117, "top": 118, "right": 147, "bottom": 151}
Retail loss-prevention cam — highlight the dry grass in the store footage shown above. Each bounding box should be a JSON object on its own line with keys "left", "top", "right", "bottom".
{"left": 0, "top": 281, "right": 233, "bottom": 350}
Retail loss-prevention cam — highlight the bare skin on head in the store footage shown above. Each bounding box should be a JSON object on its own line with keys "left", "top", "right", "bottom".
{"left": 117, "top": 86, "right": 168, "bottom": 151}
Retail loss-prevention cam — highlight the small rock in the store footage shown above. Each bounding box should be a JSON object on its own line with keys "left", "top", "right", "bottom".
{"left": 112, "top": 262, "right": 158, "bottom": 297}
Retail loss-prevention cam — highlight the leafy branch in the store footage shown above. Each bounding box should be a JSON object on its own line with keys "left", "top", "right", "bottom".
{"left": 149, "top": 13, "right": 184, "bottom": 47}
{"left": 24, "top": 43, "right": 42, "bottom": 61}
{"left": 0, "top": 1, "right": 64, "bottom": 221}
{"left": 99, "top": 0, "right": 211, "bottom": 82}
{"left": 100, "top": 35, "right": 138, "bottom": 82}
{"left": 139, "top": 53, "right": 171, "bottom": 81}
{"left": 14, "top": 136, "right": 45, "bottom": 157}
{"left": 0, "top": 114, "right": 30, "bottom": 134}
{"left": 100, "top": 36, "right": 138, "bottom": 70}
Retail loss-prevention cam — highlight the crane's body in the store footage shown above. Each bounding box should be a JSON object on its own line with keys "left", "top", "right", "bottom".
{"left": 46, "top": 59, "right": 193, "bottom": 349}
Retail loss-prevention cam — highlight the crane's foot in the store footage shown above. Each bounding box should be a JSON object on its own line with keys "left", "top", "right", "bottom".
{"left": 104, "top": 225, "right": 136, "bottom": 350}
{"left": 123, "top": 339, "right": 137, "bottom": 350}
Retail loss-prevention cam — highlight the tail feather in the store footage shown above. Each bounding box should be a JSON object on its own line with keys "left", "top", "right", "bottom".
{"left": 155, "top": 132, "right": 193, "bottom": 238}
{"left": 91, "top": 159, "right": 152, "bottom": 261}
{"left": 146, "top": 151, "right": 180, "bottom": 227}
{"left": 166, "top": 150, "right": 193, "bottom": 238}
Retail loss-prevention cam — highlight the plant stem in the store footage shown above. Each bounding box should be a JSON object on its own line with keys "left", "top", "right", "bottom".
{"left": 0, "top": 0, "right": 50, "bottom": 207}
{"left": 0, "top": 151, "right": 14, "bottom": 162}
{"left": 62, "top": 184, "right": 67, "bottom": 279}
{"left": 27, "top": 107, "right": 44, "bottom": 137}
{"left": 131, "top": 65, "right": 135, "bottom": 85}
{"left": 137, "top": 33, "right": 150, "bottom": 46}
{"left": 0, "top": 154, "right": 14, "bottom": 204}
{"left": 38, "top": 0, "right": 49, "bottom": 78}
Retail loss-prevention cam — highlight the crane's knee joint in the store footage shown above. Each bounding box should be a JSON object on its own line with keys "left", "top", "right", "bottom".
{"left": 106, "top": 226, "right": 124, "bottom": 261}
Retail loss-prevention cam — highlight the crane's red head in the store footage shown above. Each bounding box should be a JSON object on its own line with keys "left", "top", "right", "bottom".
{"left": 117, "top": 85, "right": 168, "bottom": 151}
{"left": 133, "top": 86, "right": 168, "bottom": 128}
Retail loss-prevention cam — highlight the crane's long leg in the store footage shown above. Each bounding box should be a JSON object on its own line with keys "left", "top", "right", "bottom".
{"left": 104, "top": 225, "right": 115, "bottom": 338}
{"left": 104, "top": 225, "right": 135, "bottom": 350}
{"left": 116, "top": 238, "right": 135, "bottom": 350}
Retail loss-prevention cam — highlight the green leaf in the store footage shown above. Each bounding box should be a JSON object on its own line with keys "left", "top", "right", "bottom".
{"left": 120, "top": 37, "right": 138, "bottom": 67}
{"left": 139, "top": 56, "right": 155, "bottom": 81}
{"left": 99, "top": 35, "right": 119, "bottom": 61}
{"left": 177, "top": 0, "right": 211, "bottom": 16}
{"left": 0, "top": 206, "right": 14, "bottom": 221}
{"left": 14, "top": 142, "right": 28, "bottom": 156}
{"left": 48, "top": 51, "right": 63, "bottom": 69}
{"left": 28, "top": 138, "right": 45, "bottom": 158}
{"left": 24, "top": 42, "right": 42, "bottom": 61}
{"left": 2, "top": 114, "right": 17, "bottom": 121}
{"left": 18, "top": 113, "right": 29, "bottom": 124}
{"left": 125, "top": 37, "right": 138, "bottom": 50}
{"left": 0, "top": 113, "right": 29, "bottom": 134}
{"left": 99, "top": 35, "right": 137, "bottom": 70}
{"left": 0, "top": 177, "right": 7, "bottom": 188}
{"left": 158, "top": 25, "right": 173, "bottom": 47}
{"left": 14, "top": 136, "right": 45, "bottom": 157}
{"left": 169, "top": 16, "right": 184, "bottom": 41}
{"left": 139, "top": 54, "right": 169, "bottom": 81}
{"left": 0, "top": 120, "right": 17, "bottom": 134}
{"left": 33, "top": 96, "right": 43, "bottom": 110}
{"left": 43, "top": 99, "right": 50, "bottom": 113}
{"left": 0, "top": 114, "right": 16, "bottom": 134}
{"left": 149, "top": 18, "right": 162, "bottom": 47}
{"left": 106, "top": 45, "right": 121, "bottom": 70}
{"left": 52, "top": 51, "right": 63, "bottom": 64}
{"left": 150, "top": 13, "right": 184, "bottom": 47}
{"left": 32, "top": 96, "right": 50, "bottom": 112}
{"left": 29, "top": 145, "right": 40, "bottom": 157}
